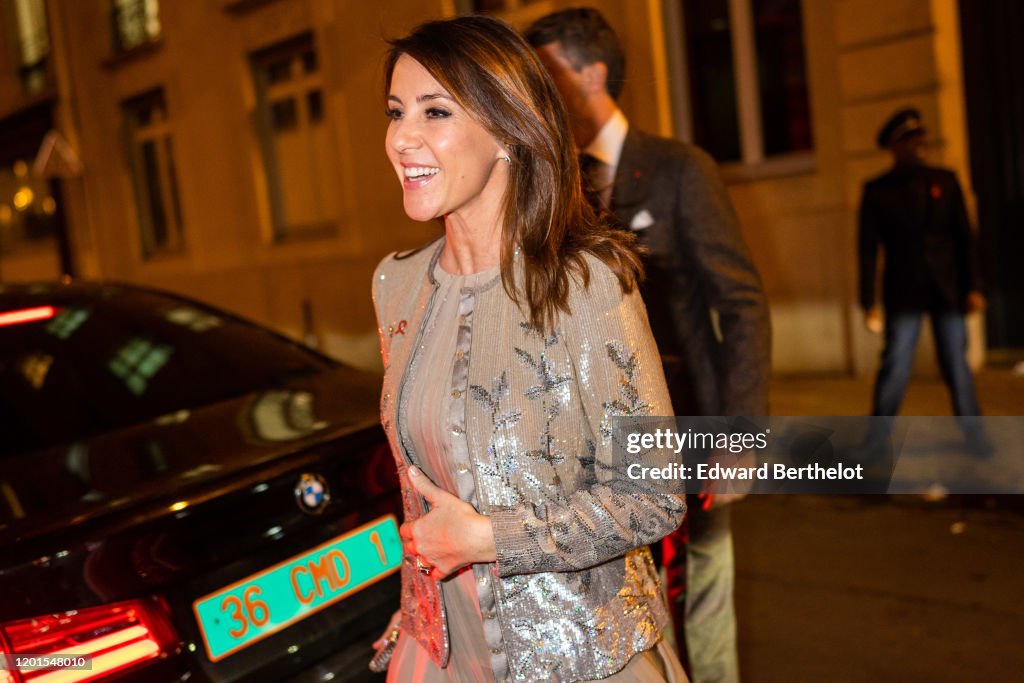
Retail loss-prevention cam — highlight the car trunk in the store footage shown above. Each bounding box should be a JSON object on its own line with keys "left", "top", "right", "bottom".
{"left": 0, "top": 370, "right": 401, "bottom": 681}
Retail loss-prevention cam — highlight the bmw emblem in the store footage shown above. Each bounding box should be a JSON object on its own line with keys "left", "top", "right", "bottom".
{"left": 295, "top": 473, "right": 330, "bottom": 515}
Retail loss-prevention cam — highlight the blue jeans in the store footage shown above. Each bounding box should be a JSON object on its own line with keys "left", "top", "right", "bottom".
{"left": 872, "top": 308, "right": 980, "bottom": 416}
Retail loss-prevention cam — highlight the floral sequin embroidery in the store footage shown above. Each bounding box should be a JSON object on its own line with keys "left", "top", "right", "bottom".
{"left": 600, "top": 341, "right": 652, "bottom": 439}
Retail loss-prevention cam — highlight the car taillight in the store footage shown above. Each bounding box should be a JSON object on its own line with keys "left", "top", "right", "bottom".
{"left": 0, "top": 598, "right": 178, "bottom": 683}
{"left": 0, "top": 306, "right": 58, "bottom": 328}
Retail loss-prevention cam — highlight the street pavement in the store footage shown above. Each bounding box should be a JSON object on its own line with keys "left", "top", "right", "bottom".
{"left": 731, "top": 369, "right": 1024, "bottom": 682}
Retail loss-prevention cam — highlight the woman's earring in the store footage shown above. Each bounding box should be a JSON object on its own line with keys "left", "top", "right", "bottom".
{"left": 502, "top": 154, "right": 511, "bottom": 163}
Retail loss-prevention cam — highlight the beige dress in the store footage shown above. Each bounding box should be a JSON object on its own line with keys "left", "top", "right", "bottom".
{"left": 387, "top": 262, "right": 686, "bottom": 683}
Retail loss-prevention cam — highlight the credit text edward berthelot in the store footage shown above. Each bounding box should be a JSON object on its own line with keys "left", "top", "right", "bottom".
{"left": 624, "top": 427, "right": 864, "bottom": 482}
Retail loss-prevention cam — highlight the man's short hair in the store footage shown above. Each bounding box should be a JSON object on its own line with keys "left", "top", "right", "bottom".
{"left": 525, "top": 7, "right": 626, "bottom": 100}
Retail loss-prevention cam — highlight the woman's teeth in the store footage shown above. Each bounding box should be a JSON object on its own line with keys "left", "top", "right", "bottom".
{"left": 405, "top": 167, "right": 440, "bottom": 179}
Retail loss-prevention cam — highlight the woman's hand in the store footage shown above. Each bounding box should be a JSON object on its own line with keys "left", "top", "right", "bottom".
{"left": 372, "top": 608, "right": 401, "bottom": 652}
{"left": 368, "top": 609, "right": 401, "bottom": 673}
{"left": 400, "top": 466, "right": 496, "bottom": 579}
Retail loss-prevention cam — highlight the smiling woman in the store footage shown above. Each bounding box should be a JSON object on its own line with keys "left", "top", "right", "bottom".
{"left": 370, "top": 15, "right": 687, "bottom": 683}
{"left": 385, "top": 55, "right": 509, "bottom": 230}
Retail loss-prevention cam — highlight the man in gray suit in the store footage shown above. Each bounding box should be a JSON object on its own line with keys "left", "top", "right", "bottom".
{"left": 528, "top": 9, "right": 770, "bottom": 683}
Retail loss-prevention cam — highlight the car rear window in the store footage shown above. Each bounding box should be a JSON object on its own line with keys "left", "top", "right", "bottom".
{"left": 0, "top": 286, "right": 337, "bottom": 457}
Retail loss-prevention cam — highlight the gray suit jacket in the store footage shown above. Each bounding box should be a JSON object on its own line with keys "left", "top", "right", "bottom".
{"left": 610, "top": 127, "right": 770, "bottom": 416}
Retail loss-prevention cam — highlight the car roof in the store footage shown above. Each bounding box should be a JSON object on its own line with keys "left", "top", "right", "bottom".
{"left": 2, "top": 281, "right": 200, "bottom": 308}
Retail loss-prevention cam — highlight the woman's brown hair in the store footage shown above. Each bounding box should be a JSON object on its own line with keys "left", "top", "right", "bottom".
{"left": 385, "top": 15, "right": 643, "bottom": 331}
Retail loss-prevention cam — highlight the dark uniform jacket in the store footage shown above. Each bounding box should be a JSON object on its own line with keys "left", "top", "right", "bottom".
{"left": 858, "top": 164, "right": 981, "bottom": 313}
{"left": 609, "top": 127, "right": 770, "bottom": 417}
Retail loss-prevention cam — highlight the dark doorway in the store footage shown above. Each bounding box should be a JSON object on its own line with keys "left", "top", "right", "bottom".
{"left": 0, "top": 99, "right": 74, "bottom": 279}
{"left": 959, "top": 1, "right": 1024, "bottom": 349}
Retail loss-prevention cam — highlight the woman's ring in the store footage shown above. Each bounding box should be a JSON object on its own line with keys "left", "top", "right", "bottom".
{"left": 415, "top": 556, "right": 432, "bottom": 575}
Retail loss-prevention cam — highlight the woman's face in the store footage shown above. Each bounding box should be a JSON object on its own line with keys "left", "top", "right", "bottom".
{"left": 386, "top": 54, "right": 508, "bottom": 225}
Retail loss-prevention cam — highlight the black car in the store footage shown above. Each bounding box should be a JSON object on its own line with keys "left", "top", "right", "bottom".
{"left": 0, "top": 282, "right": 400, "bottom": 682}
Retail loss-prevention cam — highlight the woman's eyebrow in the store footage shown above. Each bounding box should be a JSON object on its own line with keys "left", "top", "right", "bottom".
{"left": 387, "top": 93, "right": 449, "bottom": 104}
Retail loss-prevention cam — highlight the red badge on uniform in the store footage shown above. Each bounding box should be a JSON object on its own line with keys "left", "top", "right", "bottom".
{"left": 930, "top": 184, "right": 942, "bottom": 199}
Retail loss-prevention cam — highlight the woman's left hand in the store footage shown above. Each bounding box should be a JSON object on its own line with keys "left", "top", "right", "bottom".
{"left": 400, "top": 466, "right": 496, "bottom": 580}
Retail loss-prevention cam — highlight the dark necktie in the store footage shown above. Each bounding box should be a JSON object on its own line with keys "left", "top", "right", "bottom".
{"left": 578, "top": 152, "right": 613, "bottom": 209}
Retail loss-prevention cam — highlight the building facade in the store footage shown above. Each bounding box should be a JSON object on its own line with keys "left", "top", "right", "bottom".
{"left": 0, "top": 0, "right": 990, "bottom": 375}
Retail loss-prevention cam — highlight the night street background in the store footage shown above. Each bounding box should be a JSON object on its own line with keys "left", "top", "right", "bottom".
{"left": 735, "top": 370, "right": 1024, "bottom": 682}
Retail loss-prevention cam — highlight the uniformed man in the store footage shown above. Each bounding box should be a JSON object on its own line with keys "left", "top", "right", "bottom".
{"left": 859, "top": 108, "right": 985, "bottom": 418}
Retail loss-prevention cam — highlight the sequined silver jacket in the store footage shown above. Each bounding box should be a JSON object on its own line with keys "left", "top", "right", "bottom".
{"left": 372, "top": 239, "right": 686, "bottom": 683}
